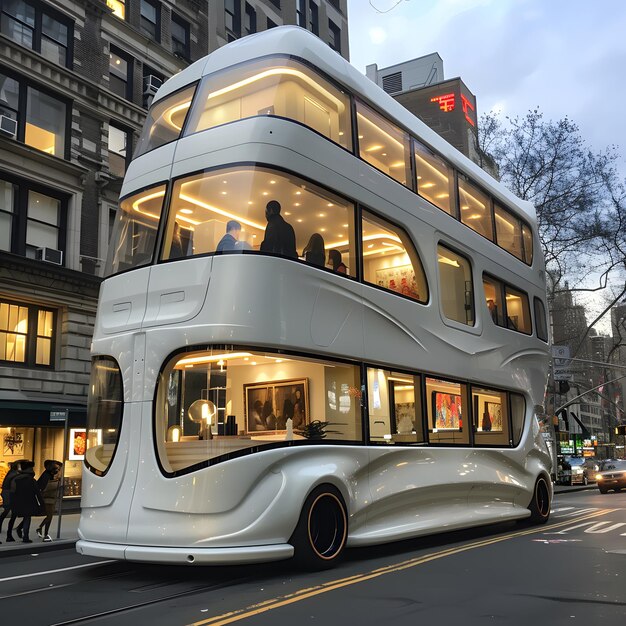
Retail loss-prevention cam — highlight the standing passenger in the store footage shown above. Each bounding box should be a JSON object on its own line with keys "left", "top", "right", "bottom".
{"left": 328, "top": 249, "right": 347, "bottom": 274}
{"left": 260, "top": 201, "right": 298, "bottom": 259}
{"left": 302, "top": 233, "right": 326, "bottom": 267}
{"left": 6, "top": 461, "right": 41, "bottom": 544}
{"left": 216, "top": 220, "right": 251, "bottom": 252}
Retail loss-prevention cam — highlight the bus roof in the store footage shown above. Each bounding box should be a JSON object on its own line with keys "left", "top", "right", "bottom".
{"left": 152, "top": 26, "right": 536, "bottom": 224}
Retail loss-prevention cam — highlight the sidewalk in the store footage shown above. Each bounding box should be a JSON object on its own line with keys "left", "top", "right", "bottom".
{"left": 0, "top": 513, "right": 80, "bottom": 557}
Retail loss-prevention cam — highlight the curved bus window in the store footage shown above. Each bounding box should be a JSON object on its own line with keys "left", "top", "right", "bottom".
{"left": 356, "top": 100, "right": 411, "bottom": 187}
{"left": 472, "top": 386, "right": 510, "bottom": 446}
{"left": 458, "top": 174, "right": 493, "bottom": 241}
{"left": 483, "top": 275, "right": 505, "bottom": 327}
{"left": 504, "top": 285, "right": 532, "bottom": 334}
{"left": 437, "top": 245, "right": 474, "bottom": 326}
{"left": 522, "top": 223, "right": 533, "bottom": 264}
{"left": 510, "top": 393, "right": 526, "bottom": 446}
{"left": 413, "top": 140, "right": 455, "bottom": 216}
{"left": 106, "top": 184, "right": 166, "bottom": 275}
{"left": 134, "top": 84, "right": 196, "bottom": 157}
{"left": 361, "top": 210, "right": 427, "bottom": 303}
{"left": 155, "top": 348, "right": 363, "bottom": 476}
{"left": 85, "top": 357, "right": 123, "bottom": 476}
{"left": 426, "top": 377, "right": 469, "bottom": 445}
{"left": 534, "top": 297, "right": 548, "bottom": 342}
{"left": 494, "top": 203, "right": 523, "bottom": 261}
{"left": 162, "top": 166, "right": 356, "bottom": 275}
{"left": 367, "top": 368, "right": 424, "bottom": 445}
{"left": 184, "top": 58, "right": 352, "bottom": 150}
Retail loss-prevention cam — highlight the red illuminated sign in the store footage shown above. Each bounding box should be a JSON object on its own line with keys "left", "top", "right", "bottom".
{"left": 430, "top": 93, "right": 455, "bottom": 112}
{"left": 461, "top": 94, "right": 476, "bottom": 127}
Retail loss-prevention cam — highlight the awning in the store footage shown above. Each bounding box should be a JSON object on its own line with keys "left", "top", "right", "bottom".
{"left": 0, "top": 400, "right": 86, "bottom": 427}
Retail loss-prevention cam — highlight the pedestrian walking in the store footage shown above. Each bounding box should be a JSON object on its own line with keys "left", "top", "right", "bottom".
{"left": 0, "top": 460, "right": 22, "bottom": 543}
{"left": 35, "top": 460, "right": 63, "bottom": 542}
{"left": 6, "top": 460, "right": 42, "bottom": 544}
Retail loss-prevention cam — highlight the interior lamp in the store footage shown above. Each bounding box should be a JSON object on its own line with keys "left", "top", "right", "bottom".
{"left": 188, "top": 399, "right": 217, "bottom": 440}
{"left": 166, "top": 424, "right": 182, "bottom": 442}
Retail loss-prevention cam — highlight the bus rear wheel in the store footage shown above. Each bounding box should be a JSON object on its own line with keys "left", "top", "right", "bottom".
{"left": 528, "top": 476, "right": 551, "bottom": 524}
{"left": 290, "top": 485, "right": 347, "bottom": 570}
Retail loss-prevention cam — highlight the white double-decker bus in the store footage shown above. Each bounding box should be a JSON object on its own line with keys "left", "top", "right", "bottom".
{"left": 77, "top": 26, "right": 552, "bottom": 569}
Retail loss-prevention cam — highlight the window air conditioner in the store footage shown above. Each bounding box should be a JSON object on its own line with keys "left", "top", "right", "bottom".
{"left": 143, "top": 74, "right": 163, "bottom": 95}
{"left": 36, "top": 247, "right": 63, "bottom": 265}
{"left": 0, "top": 115, "right": 17, "bottom": 138}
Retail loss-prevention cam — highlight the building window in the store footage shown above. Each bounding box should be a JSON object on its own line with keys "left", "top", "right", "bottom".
{"left": 438, "top": 244, "right": 474, "bottom": 326}
{"left": 458, "top": 174, "right": 493, "bottom": 241}
{"left": 139, "top": 0, "right": 159, "bottom": 41}
{"left": 225, "top": 0, "right": 240, "bottom": 40}
{"left": 109, "top": 47, "right": 132, "bottom": 100}
{"left": 0, "top": 175, "right": 66, "bottom": 261}
{"left": 268, "top": 0, "right": 281, "bottom": 8}
{"left": 361, "top": 209, "right": 428, "bottom": 303}
{"left": 296, "top": 0, "right": 305, "bottom": 26}
{"left": 356, "top": 100, "right": 411, "bottom": 187}
{"left": 414, "top": 140, "right": 455, "bottom": 216}
{"left": 0, "top": 70, "right": 68, "bottom": 158}
{"left": 186, "top": 58, "right": 352, "bottom": 151}
{"left": 108, "top": 124, "right": 130, "bottom": 177}
{"left": 367, "top": 368, "right": 424, "bottom": 445}
{"left": 171, "top": 13, "right": 190, "bottom": 59}
{"left": 0, "top": 0, "right": 72, "bottom": 67}
{"left": 244, "top": 3, "right": 256, "bottom": 35}
{"left": 106, "top": 0, "right": 125, "bottom": 20}
{"left": 267, "top": 17, "right": 277, "bottom": 29}
{"left": 0, "top": 299, "right": 55, "bottom": 367}
{"left": 328, "top": 19, "right": 340, "bottom": 52}
{"left": 308, "top": 1, "right": 318, "bottom": 35}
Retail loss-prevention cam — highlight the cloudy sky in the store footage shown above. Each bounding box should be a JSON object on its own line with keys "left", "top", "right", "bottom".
{"left": 346, "top": 0, "right": 626, "bottom": 178}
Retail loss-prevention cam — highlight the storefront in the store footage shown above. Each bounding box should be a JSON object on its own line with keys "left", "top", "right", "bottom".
{"left": 0, "top": 401, "right": 86, "bottom": 501}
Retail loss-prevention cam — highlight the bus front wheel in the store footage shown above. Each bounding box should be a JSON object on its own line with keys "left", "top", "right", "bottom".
{"left": 528, "top": 476, "right": 551, "bottom": 524}
{"left": 290, "top": 485, "right": 348, "bottom": 570}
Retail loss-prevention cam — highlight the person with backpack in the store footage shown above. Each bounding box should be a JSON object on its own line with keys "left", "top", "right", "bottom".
{"left": 6, "top": 460, "right": 42, "bottom": 544}
{"left": 35, "top": 460, "right": 63, "bottom": 542}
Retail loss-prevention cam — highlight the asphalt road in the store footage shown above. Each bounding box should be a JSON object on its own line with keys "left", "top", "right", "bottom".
{"left": 0, "top": 489, "right": 624, "bottom": 626}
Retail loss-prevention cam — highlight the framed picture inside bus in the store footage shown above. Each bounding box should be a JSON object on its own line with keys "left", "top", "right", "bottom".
{"left": 432, "top": 392, "right": 462, "bottom": 430}
{"left": 375, "top": 264, "right": 420, "bottom": 300}
{"left": 486, "top": 402, "right": 503, "bottom": 432}
{"left": 245, "top": 378, "right": 308, "bottom": 433}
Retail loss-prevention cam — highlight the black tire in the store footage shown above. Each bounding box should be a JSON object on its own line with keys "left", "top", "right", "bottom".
{"left": 598, "top": 487, "right": 608, "bottom": 494}
{"left": 528, "top": 476, "right": 551, "bottom": 524}
{"left": 290, "top": 485, "right": 348, "bottom": 570}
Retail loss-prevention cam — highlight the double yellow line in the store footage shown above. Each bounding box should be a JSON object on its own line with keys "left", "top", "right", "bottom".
{"left": 190, "top": 508, "right": 617, "bottom": 626}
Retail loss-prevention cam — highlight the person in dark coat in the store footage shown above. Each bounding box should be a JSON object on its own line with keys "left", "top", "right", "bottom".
{"left": 0, "top": 460, "right": 22, "bottom": 541}
{"left": 328, "top": 249, "right": 347, "bottom": 274}
{"left": 36, "top": 460, "right": 62, "bottom": 542}
{"left": 216, "top": 220, "right": 251, "bottom": 253}
{"left": 260, "top": 200, "right": 298, "bottom": 259}
{"left": 6, "top": 460, "right": 41, "bottom": 544}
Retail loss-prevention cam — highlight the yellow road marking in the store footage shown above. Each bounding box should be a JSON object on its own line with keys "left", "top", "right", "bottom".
{"left": 189, "top": 508, "right": 617, "bottom": 626}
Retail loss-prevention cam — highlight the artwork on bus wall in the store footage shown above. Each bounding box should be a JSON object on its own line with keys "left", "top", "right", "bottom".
{"left": 432, "top": 392, "right": 462, "bottom": 430}
{"left": 3, "top": 431, "right": 24, "bottom": 456}
{"left": 245, "top": 378, "right": 308, "bottom": 433}
{"left": 375, "top": 265, "right": 419, "bottom": 299}
{"left": 394, "top": 402, "right": 415, "bottom": 434}
{"left": 485, "top": 402, "right": 503, "bottom": 432}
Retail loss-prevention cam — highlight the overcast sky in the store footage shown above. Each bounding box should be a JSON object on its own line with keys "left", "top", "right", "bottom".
{"left": 346, "top": 0, "right": 626, "bottom": 179}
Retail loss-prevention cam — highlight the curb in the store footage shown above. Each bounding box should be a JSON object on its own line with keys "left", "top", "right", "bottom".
{"left": 554, "top": 484, "right": 597, "bottom": 494}
{"left": 0, "top": 539, "right": 76, "bottom": 558}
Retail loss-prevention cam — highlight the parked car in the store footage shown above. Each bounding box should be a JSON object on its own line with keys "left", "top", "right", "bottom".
{"left": 596, "top": 460, "right": 626, "bottom": 493}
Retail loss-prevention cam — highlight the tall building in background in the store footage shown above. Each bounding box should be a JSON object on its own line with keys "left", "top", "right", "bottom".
{"left": 366, "top": 54, "right": 497, "bottom": 176}
{"left": 0, "top": 0, "right": 349, "bottom": 499}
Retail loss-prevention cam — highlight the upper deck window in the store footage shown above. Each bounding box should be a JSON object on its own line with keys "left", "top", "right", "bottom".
{"left": 361, "top": 210, "right": 428, "bottom": 303}
{"left": 437, "top": 244, "right": 474, "bottom": 326}
{"left": 161, "top": 165, "right": 356, "bottom": 276}
{"left": 458, "top": 174, "right": 493, "bottom": 241}
{"left": 494, "top": 203, "right": 525, "bottom": 261}
{"left": 483, "top": 274, "right": 532, "bottom": 335}
{"left": 185, "top": 58, "right": 352, "bottom": 151}
{"left": 521, "top": 222, "right": 533, "bottom": 264}
{"left": 413, "top": 140, "right": 455, "bottom": 217}
{"left": 106, "top": 184, "right": 166, "bottom": 275}
{"left": 134, "top": 84, "right": 196, "bottom": 157}
{"left": 534, "top": 297, "right": 548, "bottom": 342}
{"left": 356, "top": 100, "right": 411, "bottom": 187}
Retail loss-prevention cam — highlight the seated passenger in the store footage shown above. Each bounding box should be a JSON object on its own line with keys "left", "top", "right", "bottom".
{"left": 216, "top": 220, "right": 251, "bottom": 253}
{"left": 302, "top": 233, "right": 326, "bottom": 267}
{"left": 328, "top": 249, "right": 347, "bottom": 274}
{"left": 260, "top": 200, "right": 298, "bottom": 259}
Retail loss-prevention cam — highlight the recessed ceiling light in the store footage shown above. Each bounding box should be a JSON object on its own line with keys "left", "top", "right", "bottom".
{"left": 262, "top": 192, "right": 268, "bottom": 196}
{"left": 320, "top": 228, "right": 326, "bottom": 232}
{"left": 284, "top": 211, "right": 292, "bottom": 215}
{"left": 270, "top": 180, "right": 276, "bottom": 184}
{"left": 294, "top": 203, "right": 300, "bottom": 206}
{"left": 295, "top": 191, "right": 301, "bottom": 195}
{"left": 318, "top": 213, "right": 326, "bottom": 218}
{"left": 221, "top": 191, "right": 227, "bottom": 195}
{"left": 179, "top": 208, "right": 193, "bottom": 215}
{"left": 297, "top": 219, "right": 303, "bottom": 223}
{"left": 327, "top": 203, "right": 333, "bottom": 207}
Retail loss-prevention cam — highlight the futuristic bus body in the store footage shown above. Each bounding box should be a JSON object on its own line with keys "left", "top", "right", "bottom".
{"left": 77, "top": 27, "right": 552, "bottom": 568}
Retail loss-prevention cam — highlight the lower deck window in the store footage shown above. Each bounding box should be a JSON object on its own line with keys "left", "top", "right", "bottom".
{"left": 472, "top": 387, "right": 510, "bottom": 446}
{"left": 156, "top": 348, "right": 362, "bottom": 474}
{"left": 426, "top": 377, "right": 469, "bottom": 445}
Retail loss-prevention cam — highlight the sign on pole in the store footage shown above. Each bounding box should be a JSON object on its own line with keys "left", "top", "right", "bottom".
{"left": 50, "top": 409, "right": 69, "bottom": 421}
{"left": 552, "top": 345, "right": 573, "bottom": 381}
